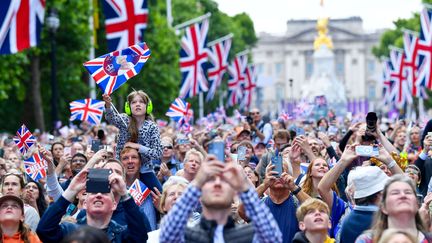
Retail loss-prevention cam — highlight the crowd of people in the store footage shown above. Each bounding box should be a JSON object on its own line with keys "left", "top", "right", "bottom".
{"left": 0, "top": 89, "right": 432, "bottom": 243}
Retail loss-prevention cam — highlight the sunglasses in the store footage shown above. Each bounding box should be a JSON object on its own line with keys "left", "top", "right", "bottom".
{"left": 163, "top": 146, "right": 173, "bottom": 150}
{"left": 250, "top": 112, "right": 260, "bottom": 115}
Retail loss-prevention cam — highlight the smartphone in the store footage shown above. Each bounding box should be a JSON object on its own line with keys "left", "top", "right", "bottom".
{"left": 91, "top": 140, "right": 101, "bottom": 152}
{"left": 86, "top": 168, "right": 112, "bottom": 193}
{"left": 208, "top": 141, "right": 225, "bottom": 162}
{"left": 428, "top": 132, "right": 432, "bottom": 137}
{"left": 63, "top": 147, "right": 71, "bottom": 155}
{"left": 318, "top": 126, "right": 327, "bottom": 133}
{"left": 355, "top": 145, "right": 379, "bottom": 157}
{"left": 417, "top": 194, "right": 424, "bottom": 207}
{"left": 271, "top": 155, "right": 283, "bottom": 178}
{"left": 237, "top": 146, "right": 247, "bottom": 162}
{"left": 177, "top": 138, "right": 190, "bottom": 145}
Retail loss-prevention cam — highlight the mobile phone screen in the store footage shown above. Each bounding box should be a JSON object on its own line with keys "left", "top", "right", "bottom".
{"left": 86, "top": 168, "right": 112, "bottom": 193}
{"left": 208, "top": 141, "right": 225, "bottom": 162}
{"left": 237, "top": 146, "right": 247, "bottom": 161}
{"left": 271, "top": 155, "right": 283, "bottom": 177}
{"left": 91, "top": 140, "right": 101, "bottom": 152}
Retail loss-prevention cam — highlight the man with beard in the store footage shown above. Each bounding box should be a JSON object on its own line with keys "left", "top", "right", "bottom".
{"left": 159, "top": 155, "right": 282, "bottom": 243}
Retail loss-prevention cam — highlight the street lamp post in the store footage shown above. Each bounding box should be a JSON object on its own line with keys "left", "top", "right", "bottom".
{"left": 46, "top": 8, "right": 60, "bottom": 132}
{"left": 289, "top": 78, "right": 293, "bottom": 101}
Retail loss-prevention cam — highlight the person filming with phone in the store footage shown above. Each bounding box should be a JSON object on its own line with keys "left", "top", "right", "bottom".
{"left": 247, "top": 108, "right": 273, "bottom": 145}
{"left": 36, "top": 167, "right": 149, "bottom": 242}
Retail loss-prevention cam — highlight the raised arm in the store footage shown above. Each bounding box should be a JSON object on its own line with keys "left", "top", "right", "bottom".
{"left": 318, "top": 144, "right": 358, "bottom": 209}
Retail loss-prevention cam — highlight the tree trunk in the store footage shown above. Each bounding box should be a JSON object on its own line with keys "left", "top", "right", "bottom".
{"left": 30, "top": 54, "right": 45, "bottom": 131}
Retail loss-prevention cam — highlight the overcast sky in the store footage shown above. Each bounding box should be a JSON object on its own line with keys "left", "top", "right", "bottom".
{"left": 214, "top": 0, "right": 423, "bottom": 34}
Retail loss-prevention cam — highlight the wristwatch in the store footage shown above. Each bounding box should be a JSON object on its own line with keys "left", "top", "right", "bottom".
{"left": 292, "top": 186, "right": 302, "bottom": 196}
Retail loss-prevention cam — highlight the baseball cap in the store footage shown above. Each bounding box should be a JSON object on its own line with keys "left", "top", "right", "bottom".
{"left": 349, "top": 166, "right": 389, "bottom": 199}
{"left": 0, "top": 195, "right": 24, "bottom": 212}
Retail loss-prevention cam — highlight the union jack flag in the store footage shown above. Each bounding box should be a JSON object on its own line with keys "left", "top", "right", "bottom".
{"left": 206, "top": 37, "right": 232, "bottom": 101}
{"left": 417, "top": 7, "right": 432, "bottom": 90}
{"left": 389, "top": 47, "right": 412, "bottom": 108}
{"left": 83, "top": 42, "right": 150, "bottom": 95}
{"left": 0, "top": 0, "right": 45, "bottom": 54}
{"left": 165, "top": 98, "right": 191, "bottom": 126}
{"left": 179, "top": 18, "right": 210, "bottom": 98}
{"left": 240, "top": 64, "right": 256, "bottom": 109}
{"left": 24, "top": 152, "right": 47, "bottom": 182}
{"left": 227, "top": 54, "right": 248, "bottom": 107}
{"left": 13, "top": 124, "right": 36, "bottom": 155}
{"left": 156, "top": 119, "right": 168, "bottom": 127}
{"left": 127, "top": 179, "right": 150, "bottom": 206}
{"left": 402, "top": 31, "right": 425, "bottom": 98}
{"left": 278, "top": 111, "right": 292, "bottom": 122}
{"left": 102, "top": 0, "right": 148, "bottom": 51}
{"left": 70, "top": 98, "right": 105, "bottom": 125}
{"left": 381, "top": 59, "right": 394, "bottom": 105}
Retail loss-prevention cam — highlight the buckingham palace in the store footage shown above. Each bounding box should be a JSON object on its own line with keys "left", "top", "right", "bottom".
{"left": 252, "top": 16, "right": 385, "bottom": 115}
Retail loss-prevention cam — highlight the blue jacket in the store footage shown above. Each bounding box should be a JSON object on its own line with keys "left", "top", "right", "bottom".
{"left": 37, "top": 195, "right": 149, "bottom": 243}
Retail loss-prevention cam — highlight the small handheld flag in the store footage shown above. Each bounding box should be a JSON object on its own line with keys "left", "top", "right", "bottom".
{"left": 83, "top": 42, "right": 151, "bottom": 95}
{"left": 24, "top": 152, "right": 47, "bottom": 182}
{"left": 166, "top": 98, "right": 191, "bottom": 126}
{"left": 128, "top": 179, "right": 151, "bottom": 206}
{"left": 70, "top": 98, "right": 105, "bottom": 125}
{"left": 13, "top": 124, "right": 36, "bottom": 155}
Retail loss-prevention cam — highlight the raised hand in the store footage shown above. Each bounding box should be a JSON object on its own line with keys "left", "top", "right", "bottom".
{"left": 191, "top": 155, "right": 225, "bottom": 189}
{"left": 102, "top": 94, "right": 112, "bottom": 109}
{"left": 222, "top": 163, "right": 251, "bottom": 192}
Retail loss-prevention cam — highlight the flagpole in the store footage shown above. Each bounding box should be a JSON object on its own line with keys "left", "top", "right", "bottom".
{"left": 199, "top": 92, "right": 204, "bottom": 119}
{"left": 174, "top": 12, "right": 211, "bottom": 30}
{"left": 110, "top": 104, "right": 129, "bottom": 128}
{"left": 207, "top": 33, "right": 234, "bottom": 46}
{"left": 88, "top": 0, "right": 96, "bottom": 99}
{"left": 236, "top": 49, "right": 250, "bottom": 57}
{"left": 166, "top": 0, "right": 173, "bottom": 27}
{"left": 401, "top": 28, "right": 419, "bottom": 37}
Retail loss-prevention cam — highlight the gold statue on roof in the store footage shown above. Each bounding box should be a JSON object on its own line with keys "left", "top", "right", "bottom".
{"left": 314, "top": 0, "right": 333, "bottom": 50}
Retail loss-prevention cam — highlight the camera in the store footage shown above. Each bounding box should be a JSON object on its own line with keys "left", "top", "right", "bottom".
{"left": 86, "top": 168, "right": 112, "bottom": 193}
{"left": 246, "top": 116, "right": 253, "bottom": 125}
{"left": 363, "top": 112, "right": 377, "bottom": 141}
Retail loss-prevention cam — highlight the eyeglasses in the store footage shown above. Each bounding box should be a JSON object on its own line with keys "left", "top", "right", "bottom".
{"left": 405, "top": 169, "right": 419, "bottom": 175}
{"left": 163, "top": 146, "right": 173, "bottom": 150}
{"left": 72, "top": 159, "right": 86, "bottom": 164}
{"left": 0, "top": 203, "right": 20, "bottom": 210}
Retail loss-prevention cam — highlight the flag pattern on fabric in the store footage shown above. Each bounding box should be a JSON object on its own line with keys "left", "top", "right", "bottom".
{"left": 0, "top": 0, "right": 45, "bottom": 54}
{"left": 83, "top": 42, "right": 150, "bottom": 95}
{"left": 278, "top": 111, "right": 292, "bottom": 122}
{"left": 102, "top": 0, "right": 148, "bottom": 52}
{"left": 206, "top": 37, "right": 232, "bottom": 101}
{"left": 165, "top": 98, "right": 191, "bottom": 126}
{"left": 70, "top": 98, "right": 105, "bottom": 125}
{"left": 13, "top": 124, "right": 36, "bottom": 155}
{"left": 156, "top": 119, "right": 168, "bottom": 127}
{"left": 128, "top": 179, "right": 151, "bottom": 206}
{"left": 24, "top": 152, "right": 47, "bottom": 182}
{"left": 314, "top": 95, "right": 327, "bottom": 107}
{"left": 417, "top": 7, "right": 432, "bottom": 90}
{"left": 240, "top": 64, "right": 257, "bottom": 109}
{"left": 402, "top": 31, "right": 423, "bottom": 97}
{"left": 179, "top": 18, "right": 210, "bottom": 98}
{"left": 227, "top": 54, "right": 248, "bottom": 107}
{"left": 389, "top": 48, "right": 412, "bottom": 108}
{"left": 381, "top": 59, "right": 394, "bottom": 105}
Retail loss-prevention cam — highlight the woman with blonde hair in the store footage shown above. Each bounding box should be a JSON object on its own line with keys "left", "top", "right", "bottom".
{"left": 301, "top": 157, "right": 338, "bottom": 198}
{"left": 377, "top": 229, "right": 417, "bottom": 243}
{"left": 356, "top": 174, "right": 432, "bottom": 243}
{"left": 103, "top": 90, "right": 163, "bottom": 192}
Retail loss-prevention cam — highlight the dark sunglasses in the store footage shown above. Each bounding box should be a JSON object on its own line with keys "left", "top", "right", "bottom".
{"left": 163, "top": 146, "right": 173, "bottom": 150}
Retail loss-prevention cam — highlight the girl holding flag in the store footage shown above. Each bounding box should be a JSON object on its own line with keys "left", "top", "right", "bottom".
{"left": 103, "top": 90, "right": 163, "bottom": 192}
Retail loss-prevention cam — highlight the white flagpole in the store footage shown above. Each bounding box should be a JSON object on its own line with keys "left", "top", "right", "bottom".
{"left": 166, "top": 0, "right": 173, "bottom": 27}
{"left": 89, "top": 0, "right": 96, "bottom": 99}
{"left": 174, "top": 13, "right": 211, "bottom": 31}
{"left": 207, "top": 33, "right": 234, "bottom": 47}
{"left": 199, "top": 93, "right": 204, "bottom": 119}
{"left": 110, "top": 105, "right": 129, "bottom": 128}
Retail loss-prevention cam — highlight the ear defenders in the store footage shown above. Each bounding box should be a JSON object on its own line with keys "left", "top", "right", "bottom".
{"left": 125, "top": 98, "right": 153, "bottom": 116}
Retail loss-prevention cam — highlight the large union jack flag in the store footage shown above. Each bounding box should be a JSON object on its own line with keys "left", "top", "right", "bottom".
{"left": 179, "top": 18, "right": 209, "bottom": 98}
{"left": 206, "top": 36, "right": 232, "bottom": 101}
{"left": 0, "top": 0, "right": 45, "bottom": 54}
{"left": 240, "top": 64, "right": 256, "bottom": 109}
{"left": 13, "top": 124, "right": 36, "bottom": 155}
{"left": 165, "top": 98, "right": 191, "bottom": 126}
{"left": 24, "top": 152, "right": 47, "bottom": 182}
{"left": 70, "top": 98, "right": 105, "bottom": 125}
{"left": 389, "top": 48, "right": 412, "bottom": 108}
{"left": 402, "top": 31, "right": 422, "bottom": 97}
{"left": 83, "top": 42, "right": 150, "bottom": 95}
{"left": 102, "top": 0, "right": 148, "bottom": 52}
{"left": 128, "top": 179, "right": 150, "bottom": 205}
{"left": 227, "top": 54, "right": 248, "bottom": 107}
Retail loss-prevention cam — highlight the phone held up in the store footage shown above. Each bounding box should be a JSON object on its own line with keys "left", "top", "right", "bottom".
{"left": 86, "top": 168, "right": 112, "bottom": 194}
{"left": 208, "top": 141, "right": 225, "bottom": 162}
{"left": 355, "top": 145, "right": 379, "bottom": 157}
{"left": 271, "top": 155, "right": 283, "bottom": 178}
